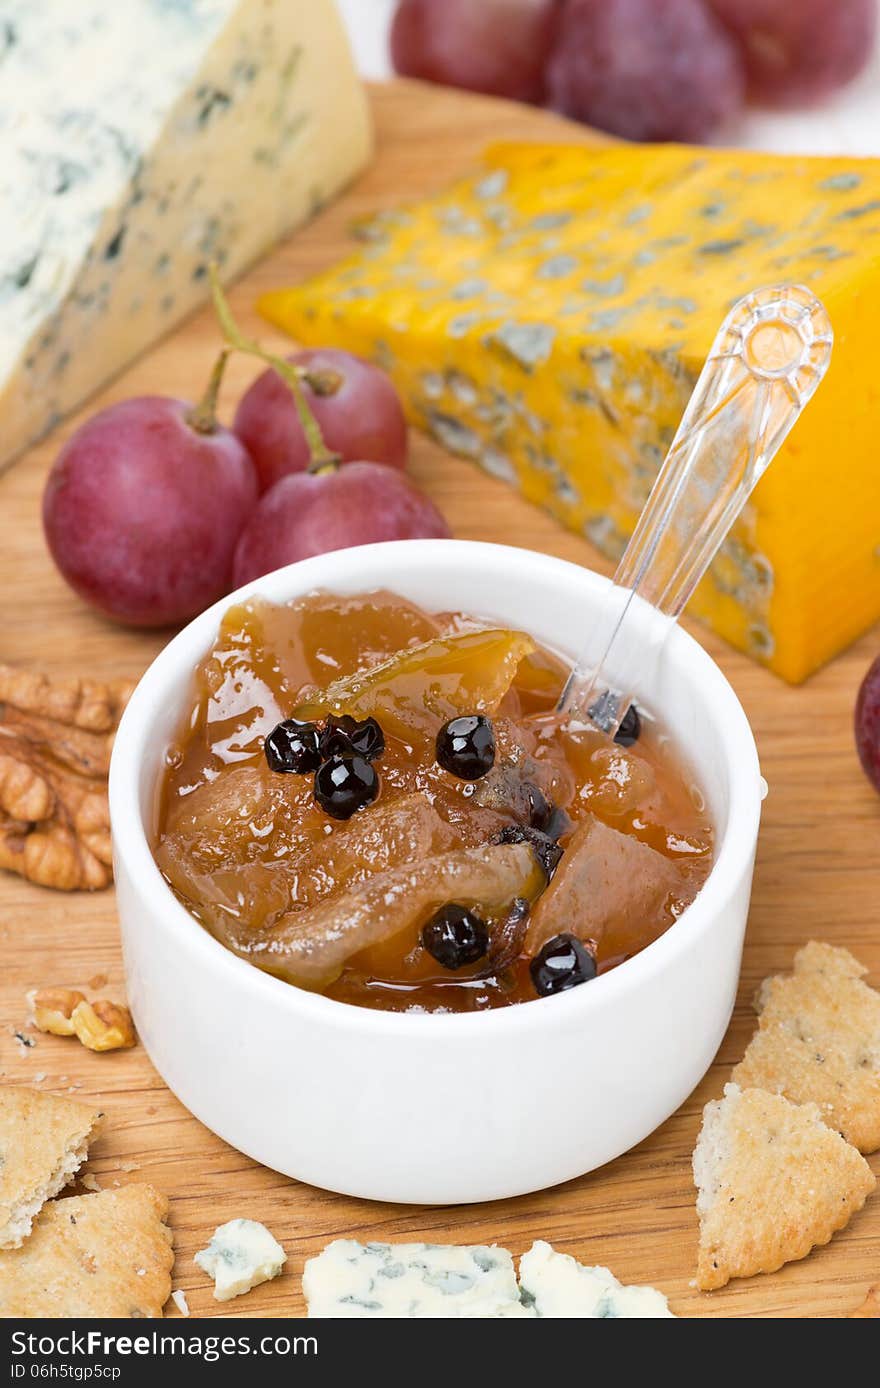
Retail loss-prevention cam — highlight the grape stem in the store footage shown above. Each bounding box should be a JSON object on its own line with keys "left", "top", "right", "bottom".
{"left": 208, "top": 265, "right": 340, "bottom": 470}
{"left": 186, "top": 347, "right": 230, "bottom": 435}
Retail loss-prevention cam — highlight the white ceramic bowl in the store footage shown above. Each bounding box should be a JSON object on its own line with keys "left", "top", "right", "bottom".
{"left": 110, "top": 540, "right": 761, "bottom": 1204}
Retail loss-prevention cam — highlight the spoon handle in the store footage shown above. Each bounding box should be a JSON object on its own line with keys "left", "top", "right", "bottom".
{"left": 559, "top": 284, "right": 833, "bottom": 734}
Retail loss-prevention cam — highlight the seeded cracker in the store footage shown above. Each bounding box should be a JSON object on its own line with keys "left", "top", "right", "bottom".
{"left": 733, "top": 942, "right": 880, "bottom": 1152}
{"left": 0, "top": 1185, "right": 173, "bottom": 1317}
{"left": 692, "top": 1084, "right": 875, "bottom": 1290}
{"left": 0, "top": 1085, "right": 102, "bottom": 1249}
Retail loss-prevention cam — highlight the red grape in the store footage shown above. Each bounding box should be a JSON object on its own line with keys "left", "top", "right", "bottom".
{"left": 855, "top": 653, "right": 880, "bottom": 795}
{"left": 708, "top": 0, "right": 877, "bottom": 107}
{"left": 545, "top": 0, "right": 746, "bottom": 142}
{"left": 233, "top": 348, "right": 408, "bottom": 494}
{"left": 43, "top": 397, "right": 258, "bottom": 628}
{"left": 390, "top": 0, "right": 560, "bottom": 104}
{"left": 232, "top": 463, "right": 450, "bottom": 586}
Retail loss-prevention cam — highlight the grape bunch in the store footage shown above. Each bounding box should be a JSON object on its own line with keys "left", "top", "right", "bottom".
{"left": 43, "top": 288, "right": 449, "bottom": 629}
{"left": 392, "top": 0, "right": 877, "bottom": 142}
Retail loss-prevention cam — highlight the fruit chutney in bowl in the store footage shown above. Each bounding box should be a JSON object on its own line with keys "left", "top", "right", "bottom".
{"left": 155, "top": 590, "right": 714, "bottom": 1012}
{"left": 110, "top": 540, "right": 762, "bottom": 1202}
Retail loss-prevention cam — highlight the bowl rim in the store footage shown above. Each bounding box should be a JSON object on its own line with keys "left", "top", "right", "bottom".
{"left": 109, "top": 539, "right": 762, "bottom": 1037}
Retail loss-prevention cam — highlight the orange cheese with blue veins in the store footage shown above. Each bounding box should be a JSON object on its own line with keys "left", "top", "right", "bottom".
{"left": 261, "top": 142, "right": 880, "bottom": 682}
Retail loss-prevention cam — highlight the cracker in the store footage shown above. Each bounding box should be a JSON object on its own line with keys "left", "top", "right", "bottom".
{"left": 693, "top": 1083, "right": 875, "bottom": 1291}
{"left": 733, "top": 941, "right": 880, "bottom": 1153}
{"left": 0, "top": 1085, "right": 102, "bottom": 1249}
{"left": 0, "top": 1184, "right": 173, "bottom": 1317}
{"left": 848, "top": 1284, "right": 880, "bottom": 1317}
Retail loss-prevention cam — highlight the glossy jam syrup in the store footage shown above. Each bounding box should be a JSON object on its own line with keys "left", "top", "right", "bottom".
{"left": 155, "top": 591, "right": 713, "bottom": 1013}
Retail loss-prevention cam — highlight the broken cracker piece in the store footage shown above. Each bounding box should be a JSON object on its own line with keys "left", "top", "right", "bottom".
{"left": 0, "top": 1184, "right": 172, "bottom": 1318}
{"left": 733, "top": 941, "right": 880, "bottom": 1153}
{"left": 28, "top": 989, "right": 136, "bottom": 1052}
{"left": 848, "top": 1284, "right": 880, "bottom": 1317}
{"left": 0, "top": 1086, "right": 103, "bottom": 1249}
{"left": 693, "top": 1083, "right": 875, "bottom": 1291}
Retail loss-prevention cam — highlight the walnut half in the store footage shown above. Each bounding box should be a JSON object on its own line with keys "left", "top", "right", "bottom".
{"left": 0, "top": 662, "right": 134, "bottom": 891}
{"left": 27, "top": 988, "right": 136, "bottom": 1052}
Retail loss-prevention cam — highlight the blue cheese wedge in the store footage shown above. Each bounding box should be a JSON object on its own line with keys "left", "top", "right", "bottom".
{"left": 194, "top": 1218, "right": 286, "bottom": 1301}
{"left": 0, "top": 0, "right": 371, "bottom": 469}
{"left": 303, "top": 1240, "right": 535, "bottom": 1319}
{"left": 518, "top": 1241, "right": 675, "bottom": 1318}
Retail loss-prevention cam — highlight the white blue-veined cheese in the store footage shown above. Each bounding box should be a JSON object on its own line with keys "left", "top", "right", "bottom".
{"left": 303, "top": 1240, "right": 536, "bottom": 1319}
{"left": 194, "top": 1218, "right": 286, "bottom": 1301}
{"left": 518, "top": 1241, "right": 675, "bottom": 1318}
{"left": 0, "top": 0, "right": 371, "bottom": 469}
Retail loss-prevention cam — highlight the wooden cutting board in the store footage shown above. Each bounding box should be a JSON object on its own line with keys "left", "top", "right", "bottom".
{"left": 0, "top": 80, "right": 877, "bottom": 1320}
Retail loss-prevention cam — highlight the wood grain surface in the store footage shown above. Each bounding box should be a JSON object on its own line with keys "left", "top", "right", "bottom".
{"left": 0, "top": 80, "right": 877, "bottom": 1320}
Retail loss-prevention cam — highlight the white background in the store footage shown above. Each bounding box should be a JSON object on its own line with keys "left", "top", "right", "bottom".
{"left": 337, "top": 0, "right": 880, "bottom": 155}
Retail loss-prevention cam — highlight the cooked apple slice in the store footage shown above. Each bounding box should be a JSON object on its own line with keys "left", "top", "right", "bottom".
{"left": 525, "top": 814, "right": 694, "bottom": 960}
{"left": 199, "top": 602, "right": 293, "bottom": 758}
{"left": 293, "top": 628, "right": 535, "bottom": 742}
{"left": 197, "top": 594, "right": 451, "bottom": 755}
{"left": 158, "top": 792, "right": 460, "bottom": 933}
{"left": 230, "top": 841, "right": 545, "bottom": 990}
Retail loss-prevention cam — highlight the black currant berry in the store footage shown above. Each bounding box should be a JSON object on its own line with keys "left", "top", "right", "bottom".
{"left": 529, "top": 933, "right": 597, "bottom": 997}
{"left": 520, "top": 783, "right": 569, "bottom": 840}
{"left": 264, "top": 719, "right": 321, "bottom": 774}
{"left": 319, "top": 714, "right": 385, "bottom": 762}
{"left": 319, "top": 714, "right": 359, "bottom": 760}
{"left": 496, "top": 824, "right": 563, "bottom": 880}
{"left": 587, "top": 694, "right": 641, "bottom": 747}
{"left": 421, "top": 904, "right": 489, "bottom": 969}
{"left": 436, "top": 715, "right": 496, "bottom": 780}
{"left": 314, "top": 754, "right": 380, "bottom": 820}
{"left": 614, "top": 704, "right": 641, "bottom": 748}
{"left": 347, "top": 716, "right": 385, "bottom": 761}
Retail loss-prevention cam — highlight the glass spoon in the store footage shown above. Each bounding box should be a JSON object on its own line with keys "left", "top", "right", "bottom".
{"left": 557, "top": 283, "right": 833, "bottom": 736}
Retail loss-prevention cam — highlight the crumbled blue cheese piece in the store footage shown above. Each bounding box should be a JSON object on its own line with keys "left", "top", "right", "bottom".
{"left": 518, "top": 1241, "right": 675, "bottom": 1318}
{"left": 303, "top": 1240, "right": 535, "bottom": 1319}
{"left": 0, "top": 0, "right": 371, "bottom": 468}
{"left": 195, "top": 1218, "right": 286, "bottom": 1302}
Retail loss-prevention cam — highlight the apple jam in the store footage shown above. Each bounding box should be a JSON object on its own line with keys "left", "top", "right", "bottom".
{"left": 155, "top": 591, "right": 713, "bottom": 1013}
